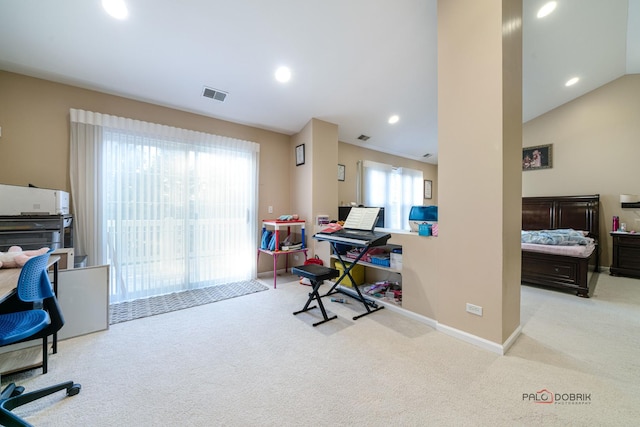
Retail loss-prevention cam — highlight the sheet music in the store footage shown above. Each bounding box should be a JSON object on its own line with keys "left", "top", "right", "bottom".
{"left": 343, "top": 207, "right": 380, "bottom": 231}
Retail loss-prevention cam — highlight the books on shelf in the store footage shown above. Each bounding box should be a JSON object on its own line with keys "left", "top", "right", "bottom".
{"left": 281, "top": 243, "right": 303, "bottom": 251}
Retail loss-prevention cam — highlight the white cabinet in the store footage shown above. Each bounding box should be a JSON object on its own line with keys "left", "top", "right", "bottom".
{"left": 57, "top": 265, "right": 109, "bottom": 340}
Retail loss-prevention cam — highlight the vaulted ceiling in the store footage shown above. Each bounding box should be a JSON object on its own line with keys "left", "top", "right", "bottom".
{"left": 1, "top": 0, "right": 638, "bottom": 164}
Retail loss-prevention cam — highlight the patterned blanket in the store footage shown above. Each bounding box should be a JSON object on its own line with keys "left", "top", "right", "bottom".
{"left": 521, "top": 229, "right": 590, "bottom": 246}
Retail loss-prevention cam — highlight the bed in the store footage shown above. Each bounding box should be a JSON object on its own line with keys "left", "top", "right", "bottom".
{"left": 521, "top": 195, "right": 600, "bottom": 297}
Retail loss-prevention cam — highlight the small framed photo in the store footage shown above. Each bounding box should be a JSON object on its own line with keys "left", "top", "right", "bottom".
{"left": 337, "top": 164, "right": 345, "bottom": 181}
{"left": 295, "top": 144, "right": 305, "bottom": 166}
{"left": 424, "top": 179, "right": 432, "bottom": 199}
{"left": 522, "top": 144, "right": 552, "bottom": 171}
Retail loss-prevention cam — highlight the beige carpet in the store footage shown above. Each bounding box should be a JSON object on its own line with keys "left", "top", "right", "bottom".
{"left": 2, "top": 271, "right": 639, "bottom": 426}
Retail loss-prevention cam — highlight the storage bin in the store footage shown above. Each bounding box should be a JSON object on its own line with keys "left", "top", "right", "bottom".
{"left": 370, "top": 255, "right": 391, "bottom": 267}
{"left": 334, "top": 262, "right": 365, "bottom": 287}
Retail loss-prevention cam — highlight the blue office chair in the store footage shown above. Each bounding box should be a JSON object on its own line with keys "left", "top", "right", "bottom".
{"left": 0, "top": 251, "right": 81, "bottom": 426}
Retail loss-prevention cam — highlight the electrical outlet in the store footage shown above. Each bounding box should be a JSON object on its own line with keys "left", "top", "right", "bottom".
{"left": 268, "top": 206, "right": 273, "bottom": 214}
{"left": 293, "top": 255, "right": 299, "bottom": 261}
{"left": 466, "top": 303, "right": 483, "bottom": 316}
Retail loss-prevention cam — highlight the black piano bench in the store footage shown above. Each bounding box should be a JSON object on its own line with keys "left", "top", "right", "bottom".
{"left": 292, "top": 264, "right": 340, "bottom": 326}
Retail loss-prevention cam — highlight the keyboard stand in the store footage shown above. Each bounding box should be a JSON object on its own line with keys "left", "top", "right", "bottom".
{"left": 313, "top": 234, "right": 390, "bottom": 321}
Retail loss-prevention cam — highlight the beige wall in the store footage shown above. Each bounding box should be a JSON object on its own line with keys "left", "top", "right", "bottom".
{"left": 291, "top": 118, "right": 339, "bottom": 259}
{"left": 337, "top": 142, "right": 438, "bottom": 207}
{"left": 437, "top": 0, "right": 521, "bottom": 344}
{"left": 0, "top": 71, "right": 294, "bottom": 273}
{"left": 310, "top": 119, "right": 339, "bottom": 257}
{"left": 0, "top": 71, "right": 291, "bottom": 215}
{"left": 523, "top": 74, "right": 640, "bottom": 267}
{"left": 290, "top": 120, "right": 313, "bottom": 259}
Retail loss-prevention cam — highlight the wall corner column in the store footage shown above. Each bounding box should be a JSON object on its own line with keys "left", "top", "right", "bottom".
{"left": 436, "top": 0, "right": 522, "bottom": 347}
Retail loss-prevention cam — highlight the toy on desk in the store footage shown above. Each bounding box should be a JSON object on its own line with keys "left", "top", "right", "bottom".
{"left": 0, "top": 246, "right": 49, "bottom": 269}
{"left": 321, "top": 223, "right": 343, "bottom": 234}
{"left": 277, "top": 214, "right": 300, "bottom": 221}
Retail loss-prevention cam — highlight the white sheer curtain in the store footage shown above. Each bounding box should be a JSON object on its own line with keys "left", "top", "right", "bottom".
{"left": 70, "top": 109, "right": 259, "bottom": 303}
{"left": 362, "top": 160, "right": 423, "bottom": 230}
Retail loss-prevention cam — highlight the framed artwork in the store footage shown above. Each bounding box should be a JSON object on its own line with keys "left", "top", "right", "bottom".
{"left": 424, "top": 179, "right": 432, "bottom": 199}
{"left": 337, "top": 164, "right": 345, "bottom": 181}
{"left": 295, "top": 144, "right": 305, "bottom": 166}
{"left": 522, "top": 144, "right": 552, "bottom": 171}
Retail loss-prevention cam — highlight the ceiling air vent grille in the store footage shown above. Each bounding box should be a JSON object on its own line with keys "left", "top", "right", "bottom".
{"left": 202, "top": 87, "right": 228, "bottom": 102}
{"left": 357, "top": 134, "right": 370, "bottom": 141}
{"left": 423, "top": 153, "right": 432, "bottom": 159}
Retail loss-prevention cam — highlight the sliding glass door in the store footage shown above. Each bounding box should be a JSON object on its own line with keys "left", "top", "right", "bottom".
{"left": 70, "top": 109, "right": 259, "bottom": 304}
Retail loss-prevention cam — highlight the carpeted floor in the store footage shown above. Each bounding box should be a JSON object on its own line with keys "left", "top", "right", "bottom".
{"left": 3, "top": 272, "right": 640, "bottom": 426}
{"left": 109, "top": 279, "right": 268, "bottom": 324}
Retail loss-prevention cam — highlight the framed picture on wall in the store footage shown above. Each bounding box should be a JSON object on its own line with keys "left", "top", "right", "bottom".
{"left": 337, "top": 164, "right": 345, "bottom": 181}
{"left": 424, "top": 180, "right": 432, "bottom": 199}
{"left": 522, "top": 144, "right": 552, "bottom": 171}
{"left": 295, "top": 144, "right": 305, "bottom": 166}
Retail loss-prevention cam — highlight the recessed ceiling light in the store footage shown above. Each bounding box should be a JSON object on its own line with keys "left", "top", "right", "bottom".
{"left": 388, "top": 115, "right": 399, "bottom": 124}
{"left": 565, "top": 77, "right": 580, "bottom": 87}
{"left": 537, "top": 1, "right": 557, "bottom": 19}
{"left": 275, "top": 66, "right": 291, "bottom": 83}
{"left": 102, "top": 0, "right": 128, "bottom": 20}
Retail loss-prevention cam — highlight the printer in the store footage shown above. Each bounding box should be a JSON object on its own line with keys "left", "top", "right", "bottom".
{"left": 0, "top": 184, "right": 70, "bottom": 215}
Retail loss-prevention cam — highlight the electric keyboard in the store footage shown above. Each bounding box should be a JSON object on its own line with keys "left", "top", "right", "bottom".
{"left": 314, "top": 230, "right": 391, "bottom": 247}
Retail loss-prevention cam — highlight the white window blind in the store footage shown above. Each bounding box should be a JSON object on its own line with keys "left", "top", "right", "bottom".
{"left": 362, "top": 160, "right": 423, "bottom": 230}
{"left": 70, "top": 109, "right": 259, "bottom": 303}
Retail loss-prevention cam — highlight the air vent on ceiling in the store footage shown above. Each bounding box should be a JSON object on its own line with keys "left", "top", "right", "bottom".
{"left": 357, "top": 134, "right": 370, "bottom": 141}
{"left": 202, "top": 86, "right": 228, "bottom": 102}
{"left": 423, "top": 153, "right": 432, "bottom": 158}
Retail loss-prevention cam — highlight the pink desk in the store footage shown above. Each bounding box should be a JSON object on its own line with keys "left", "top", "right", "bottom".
{"left": 257, "top": 220, "right": 308, "bottom": 288}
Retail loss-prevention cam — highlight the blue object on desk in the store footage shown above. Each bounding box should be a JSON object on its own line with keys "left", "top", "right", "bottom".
{"left": 418, "top": 223, "right": 432, "bottom": 236}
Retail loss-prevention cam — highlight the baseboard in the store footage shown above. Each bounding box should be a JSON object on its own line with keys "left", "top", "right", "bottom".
{"left": 436, "top": 322, "right": 521, "bottom": 355}
{"left": 376, "top": 299, "right": 438, "bottom": 329}
{"left": 371, "top": 296, "right": 517, "bottom": 355}
{"left": 502, "top": 324, "right": 523, "bottom": 354}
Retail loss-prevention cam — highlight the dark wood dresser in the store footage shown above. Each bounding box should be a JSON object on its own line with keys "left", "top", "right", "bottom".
{"left": 610, "top": 232, "right": 640, "bottom": 278}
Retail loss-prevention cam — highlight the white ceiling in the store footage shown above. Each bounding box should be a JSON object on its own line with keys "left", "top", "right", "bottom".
{"left": 0, "top": 0, "right": 638, "bottom": 164}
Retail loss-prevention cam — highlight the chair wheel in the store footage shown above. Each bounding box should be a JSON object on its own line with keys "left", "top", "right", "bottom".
{"left": 10, "top": 386, "right": 25, "bottom": 397}
{"left": 67, "top": 384, "right": 81, "bottom": 397}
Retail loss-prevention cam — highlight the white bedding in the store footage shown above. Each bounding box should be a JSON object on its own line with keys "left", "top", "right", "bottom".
{"left": 521, "top": 240, "right": 596, "bottom": 258}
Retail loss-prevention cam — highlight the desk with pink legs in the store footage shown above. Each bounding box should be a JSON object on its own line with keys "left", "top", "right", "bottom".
{"left": 257, "top": 220, "right": 308, "bottom": 288}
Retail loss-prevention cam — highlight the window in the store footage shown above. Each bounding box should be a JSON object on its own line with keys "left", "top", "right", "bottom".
{"left": 70, "top": 109, "right": 259, "bottom": 303}
{"left": 362, "top": 160, "right": 423, "bottom": 230}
